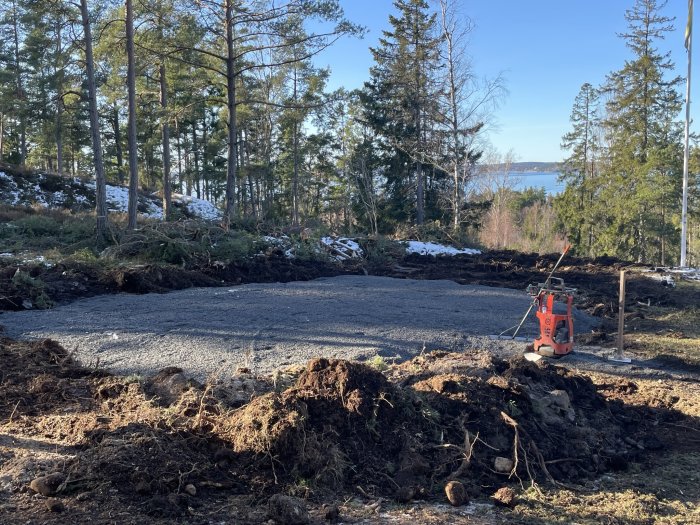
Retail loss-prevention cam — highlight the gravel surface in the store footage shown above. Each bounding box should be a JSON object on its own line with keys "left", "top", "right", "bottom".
{"left": 0, "top": 276, "right": 601, "bottom": 380}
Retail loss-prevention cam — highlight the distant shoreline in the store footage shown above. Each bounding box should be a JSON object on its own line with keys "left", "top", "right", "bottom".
{"left": 488, "top": 162, "right": 561, "bottom": 173}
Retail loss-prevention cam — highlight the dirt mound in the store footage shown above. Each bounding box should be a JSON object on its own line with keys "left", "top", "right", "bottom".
{"left": 224, "top": 359, "right": 408, "bottom": 491}
{"left": 217, "top": 353, "right": 662, "bottom": 500}
{"left": 0, "top": 337, "right": 99, "bottom": 420}
{"left": 369, "top": 249, "right": 690, "bottom": 315}
{"left": 1, "top": 337, "right": 697, "bottom": 524}
{"left": 65, "top": 423, "right": 238, "bottom": 518}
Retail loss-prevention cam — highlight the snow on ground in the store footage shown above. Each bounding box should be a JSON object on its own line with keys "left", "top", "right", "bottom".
{"left": 259, "top": 235, "right": 364, "bottom": 261}
{"left": 642, "top": 266, "right": 700, "bottom": 285}
{"left": 0, "top": 171, "right": 22, "bottom": 205}
{"left": 405, "top": 240, "right": 481, "bottom": 257}
{"left": 173, "top": 194, "right": 222, "bottom": 221}
{"left": 0, "top": 252, "right": 53, "bottom": 266}
{"left": 321, "top": 237, "right": 363, "bottom": 260}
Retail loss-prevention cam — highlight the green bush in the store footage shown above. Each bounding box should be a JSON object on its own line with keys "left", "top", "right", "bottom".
{"left": 70, "top": 247, "right": 99, "bottom": 262}
{"left": 61, "top": 217, "right": 95, "bottom": 244}
{"left": 209, "top": 232, "right": 256, "bottom": 261}
{"left": 12, "top": 215, "right": 62, "bottom": 237}
{"left": 12, "top": 270, "right": 53, "bottom": 309}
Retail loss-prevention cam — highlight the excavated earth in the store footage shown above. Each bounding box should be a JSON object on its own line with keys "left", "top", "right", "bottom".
{"left": 0, "top": 336, "right": 698, "bottom": 524}
{"left": 0, "top": 251, "right": 698, "bottom": 523}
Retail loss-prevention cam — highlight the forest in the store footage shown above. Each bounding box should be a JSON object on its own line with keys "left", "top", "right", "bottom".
{"left": 0, "top": 0, "right": 698, "bottom": 266}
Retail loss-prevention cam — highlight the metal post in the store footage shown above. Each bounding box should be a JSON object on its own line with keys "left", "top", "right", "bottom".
{"left": 682, "top": 6, "right": 693, "bottom": 268}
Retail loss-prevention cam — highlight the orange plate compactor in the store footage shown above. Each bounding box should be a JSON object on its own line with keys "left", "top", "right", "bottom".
{"left": 526, "top": 277, "right": 576, "bottom": 356}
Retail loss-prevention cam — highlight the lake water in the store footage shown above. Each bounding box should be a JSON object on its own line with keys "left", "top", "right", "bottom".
{"left": 509, "top": 171, "right": 564, "bottom": 195}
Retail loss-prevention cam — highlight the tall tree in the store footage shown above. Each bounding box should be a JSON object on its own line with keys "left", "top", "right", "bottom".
{"left": 435, "top": 0, "right": 502, "bottom": 232}
{"left": 180, "top": 0, "right": 360, "bottom": 224}
{"left": 557, "top": 82, "right": 601, "bottom": 254}
{"left": 364, "top": 0, "right": 442, "bottom": 225}
{"left": 125, "top": 0, "right": 139, "bottom": 229}
{"left": 598, "top": 0, "right": 683, "bottom": 263}
{"left": 79, "top": 0, "right": 108, "bottom": 240}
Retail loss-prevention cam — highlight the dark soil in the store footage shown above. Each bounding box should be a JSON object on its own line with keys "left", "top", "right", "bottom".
{"left": 0, "top": 247, "right": 686, "bottom": 319}
{"left": 0, "top": 255, "right": 348, "bottom": 311}
{"left": 2, "top": 336, "right": 696, "bottom": 524}
{"left": 367, "top": 249, "right": 692, "bottom": 316}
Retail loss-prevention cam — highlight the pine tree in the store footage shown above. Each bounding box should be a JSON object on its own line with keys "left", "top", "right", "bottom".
{"left": 79, "top": 0, "right": 109, "bottom": 241}
{"left": 557, "top": 82, "right": 601, "bottom": 254}
{"left": 598, "top": 0, "right": 683, "bottom": 264}
{"left": 364, "top": 0, "right": 442, "bottom": 226}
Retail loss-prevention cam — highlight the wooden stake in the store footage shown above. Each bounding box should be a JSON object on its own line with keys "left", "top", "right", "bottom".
{"left": 610, "top": 270, "right": 631, "bottom": 363}
{"left": 617, "top": 270, "right": 626, "bottom": 353}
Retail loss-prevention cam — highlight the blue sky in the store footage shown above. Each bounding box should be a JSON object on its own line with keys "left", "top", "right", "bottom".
{"left": 313, "top": 0, "right": 697, "bottom": 163}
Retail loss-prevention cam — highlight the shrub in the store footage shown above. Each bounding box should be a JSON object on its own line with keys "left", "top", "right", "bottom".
{"left": 12, "top": 215, "right": 62, "bottom": 237}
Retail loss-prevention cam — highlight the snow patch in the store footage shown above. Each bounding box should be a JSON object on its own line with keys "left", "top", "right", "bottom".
{"left": 174, "top": 194, "right": 222, "bottom": 221}
{"left": 642, "top": 266, "right": 700, "bottom": 285}
{"left": 321, "top": 236, "right": 363, "bottom": 260}
{"left": 405, "top": 240, "right": 481, "bottom": 257}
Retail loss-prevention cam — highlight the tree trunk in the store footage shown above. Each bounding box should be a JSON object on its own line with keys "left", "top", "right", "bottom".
{"left": 176, "top": 120, "right": 183, "bottom": 190}
{"left": 224, "top": 0, "right": 238, "bottom": 223}
{"left": 191, "top": 122, "right": 200, "bottom": 198}
{"left": 292, "top": 64, "right": 300, "bottom": 225}
{"left": 54, "top": 19, "right": 64, "bottom": 175}
{"left": 80, "top": 0, "right": 108, "bottom": 240}
{"left": 11, "top": 0, "right": 26, "bottom": 165}
{"left": 126, "top": 0, "right": 139, "bottom": 229}
{"left": 113, "top": 104, "right": 124, "bottom": 184}
{"left": 160, "top": 63, "right": 171, "bottom": 220}
{"left": 0, "top": 113, "right": 4, "bottom": 162}
{"left": 202, "top": 108, "right": 209, "bottom": 201}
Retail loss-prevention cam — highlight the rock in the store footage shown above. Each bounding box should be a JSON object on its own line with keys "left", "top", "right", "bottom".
{"left": 494, "top": 456, "right": 514, "bottom": 473}
{"left": 492, "top": 487, "right": 517, "bottom": 507}
{"left": 444, "top": 480, "right": 468, "bottom": 506}
{"left": 394, "top": 486, "right": 415, "bottom": 503}
{"left": 548, "top": 390, "right": 571, "bottom": 410}
{"left": 45, "top": 498, "right": 65, "bottom": 513}
{"left": 184, "top": 484, "right": 197, "bottom": 497}
{"left": 322, "top": 503, "right": 340, "bottom": 521}
{"left": 29, "top": 473, "right": 65, "bottom": 497}
{"left": 267, "top": 494, "right": 309, "bottom": 525}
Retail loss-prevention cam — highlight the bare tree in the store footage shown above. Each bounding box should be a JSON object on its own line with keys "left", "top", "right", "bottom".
{"left": 436, "top": 0, "right": 505, "bottom": 232}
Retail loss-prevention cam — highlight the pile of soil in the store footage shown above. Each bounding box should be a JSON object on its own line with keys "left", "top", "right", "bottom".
{"left": 2, "top": 241, "right": 687, "bottom": 316}
{"left": 1, "top": 337, "right": 697, "bottom": 524}
{"left": 367, "top": 249, "right": 689, "bottom": 316}
{"left": 0, "top": 255, "right": 347, "bottom": 311}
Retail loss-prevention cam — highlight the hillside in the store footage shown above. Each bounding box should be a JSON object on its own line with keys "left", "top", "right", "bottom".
{"left": 0, "top": 164, "right": 220, "bottom": 221}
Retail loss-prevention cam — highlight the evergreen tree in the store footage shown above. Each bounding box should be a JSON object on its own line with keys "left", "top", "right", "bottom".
{"left": 557, "top": 82, "right": 601, "bottom": 255}
{"left": 598, "top": 0, "right": 683, "bottom": 264}
{"left": 363, "top": 0, "right": 442, "bottom": 226}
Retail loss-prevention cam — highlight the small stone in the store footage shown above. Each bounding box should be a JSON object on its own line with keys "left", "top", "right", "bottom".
{"left": 184, "top": 484, "right": 197, "bottom": 497}
{"left": 29, "top": 473, "right": 65, "bottom": 497}
{"left": 267, "top": 494, "right": 309, "bottom": 525}
{"left": 394, "top": 486, "right": 415, "bottom": 503}
{"left": 494, "top": 456, "right": 514, "bottom": 473}
{"left": 492, "top": 487, "right": 517, "bottom": 508}
{"left": 444, "top": 480, "right": 468, "bottom": 506}
{"left": 45, "top": 498, "right": 65, "bottom": 513}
